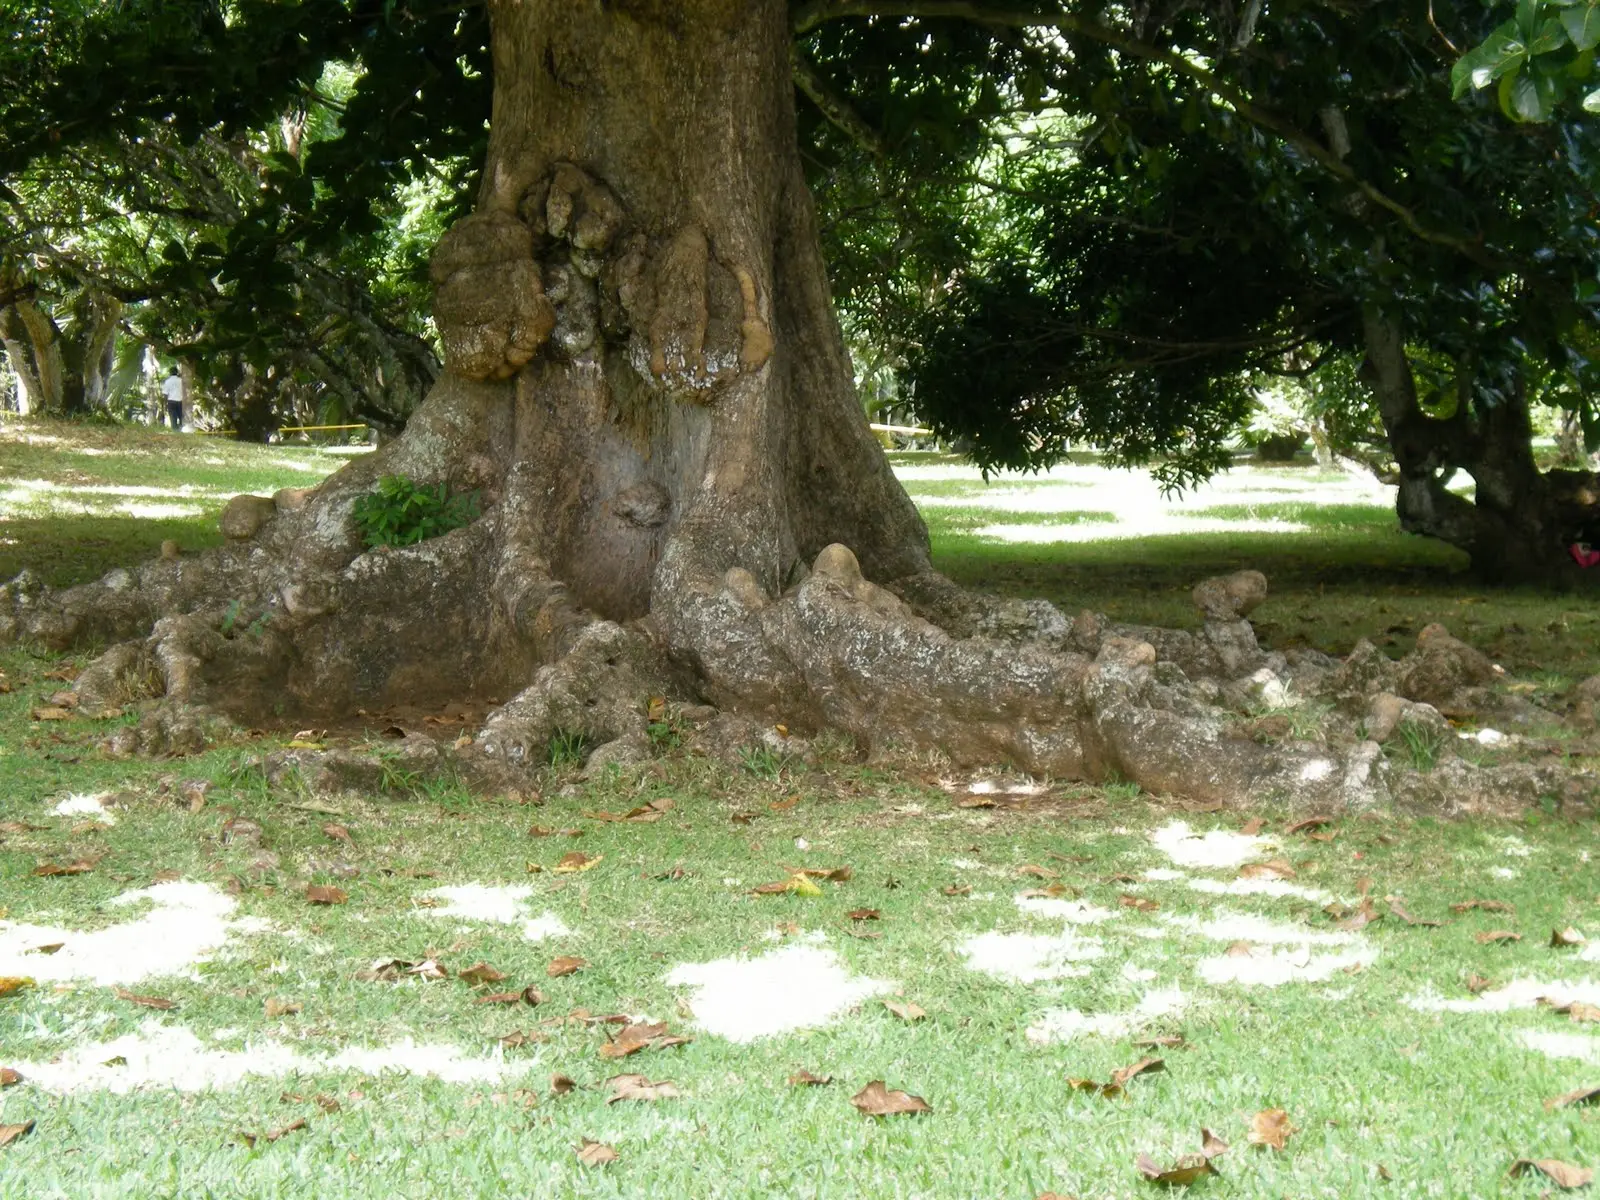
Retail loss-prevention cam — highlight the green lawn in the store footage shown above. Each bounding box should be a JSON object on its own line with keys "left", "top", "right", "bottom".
{"left": 2, "top": 418, "right": 1600, "bottom": 1196}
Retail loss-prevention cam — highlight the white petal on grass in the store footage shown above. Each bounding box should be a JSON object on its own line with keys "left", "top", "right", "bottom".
{"left": 960, "top": 930, "right": 1105, "bottom": 983}
{"left": 1186, "top": 877, "right": 1333, "bottom": 903}
{"left": 12, "top": 1022, "right": 527, "bottom": 1093}
{"left": 665, "top": 943, "right": 892, "bottom": 1043}
{"left": 1026, "top": 987, "right": 1188, "bottom": 1045}
{"left": 1196, "top": 945, "right": 1377, "bottom": 987}
{"left": 1151, "top": 821, "right": 1274, "bottom": 870}
{"left": 1405, "top": 977, "right": 1600, "bottom": 1014}
{"left": 0, "top": 881, "right": 257, "bottom": 986}
{"left": 51, "top": 793, "right": 117, "bottom": 824}
{"left": 1013, "top": 895, "right": 1118, "bottom": 923}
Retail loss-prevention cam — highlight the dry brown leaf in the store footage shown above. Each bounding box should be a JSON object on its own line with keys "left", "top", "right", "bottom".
{"left": 497, "top": 1030, "right": 545, "bottom": 1048}
{"left": 598, "top": 1021, "right": 690, "bottom": 1059}
{"left": 0, "top": 1120, "right": 35, "bottom": 1148}
{"left": 884, "top": 999, "right": 926, "bottom": 1022}
{"left": 1560, "top": 1002, "right": 1600, "bottom": 1023}
{"left": 1018, "top": 865, "right": 1059, "bottom": 880}
{"left": 1337, "top": 898, "right": 1383, "bottom": 932}
{"left": 1068, "top": 1077, "right": 1124, "bottom": 1100}
{"left": 547, "top": 956, "right": 587, "bottom": 978}
{"left": 305, "top": 884, "right": 348, "bottom": 906}
{"left": 1356, "top": 875, "right": 1373, "bottom": 898}
{"left": 1120, "top": 894, "right": 1160, "bottom": 913}
{"left": 1553, "top": 927, "right": 1588, "bottom": 948}
{"left": 322, "top": 823, "right": 353, "bottom": 845}
{"left": 1225, "top": 941, "right": 1254, "bottom": 958}
{"left": 1384, "top": 897, "right": 1443, "bottom": 927}
{"left": 528, "top": 825, "right": 555, "bottom": 837}
{"left": 407, "top": 959, "right": 449, "bottom": 980}
{"left": 458, "top": 962, "right": 509, "bottom": 986}
{"left": 264, "top": 998, "right": 301, "bottom": 1018}
{"left": 239, "top": 1117, "right": 308, "bottom": 1148}
{"left": 1452, "top": 898, "right": 1515, "bottom": 914}
{"left": 851, "top": 1080, "right": 932, "bottom": 1117}
{"left": 957, "top": 796, "right": 997, "bottom": 809}
{"left": 33, "top": 859, "right": 94, "bottom": 877}
{"left": 788, "top": 1070, "right": 833, "bottom": 1086}
{"left": 942, "top": 884, "right": 972, "bottom": 896}
{"left": 1110, "top": 1057, "right": 1166, "bottom": 1088}
{"left": 0, "top": 1068, "right": 19, "bottom": 1088}
{"left": 1021, "top": 883, "right": 1076, "bottom": 899}
{"left": 550, "top": 1073, "right": 577, "bottom": 1094}
{"left": 730, "top": 812, "right": 758, "bottom": 824}
{"left": 554, "top": 852, "right": 602, "bottom": 873}
{"left": 1546, "top": 1086, "right": 1600, "bottom": 1111}
{"left": 314, "top": 1093, "right": 340, "bottom": 1114}
{"left": 1247, "top": 1108, "right": 1295, "bottom": 1150}
{"left": 1134, "top": 1034, "right": 1188, "bottom": 1049}
{"left": 114, "top": 988, "right": 176, "bottom": 1011}
{"left": 1475, "top": 930, "right": 1521, "bottom": 944}
{"left": 576, "top": 1139, "right": 619, "bottom": 1166}
{"left": 1507, "top": 1158, "right": 1594, "bottom": 1189}
{"left": 786, "top": 865, "right": 853, "bottom": 882}
{"left": 1239, "top": 858, "right": 1296, "bottom": 881}
{"left": 31, "top": 706, "right": 72, "bottom": 721}
{"left": 847, "top": 908, "right": 881, "bottom": 922}
{"left": 24, "top": 943, "right": 62, "bottom": 956}
{"left": 1105, "top": 873, "right": 1140, "bottom": 884}
{"left": 1467, "top": 973, "right": 1494, "bottom": 993}
{"left": 605, "top": 1074, "right": 681, "bottom": 1103}
{"left": 1136, "top": 1152, "right": 1217, "bottom": 1186}
{"left": 769, "top": 795, "right": 802, "bottom": 812}
{"left": 1200, "top": 1128, "right": 1230, "bottom": 1158}
{"left": 1285, "top": 815, "right": 1334, "bottom": 834}
{"left": 1240, "top": 817, "right": 1266, "bottom": 835}
{"left": 0, "top": 821, "right": 47, "bottom": 834}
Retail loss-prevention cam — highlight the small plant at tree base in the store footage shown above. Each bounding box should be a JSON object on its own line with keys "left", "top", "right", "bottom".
{"left": 352, "top": 475, "right": 481, "bottom": 549}
{"left": 547, "top": 729, "right": 591, "bottom": 769}
{"left": 738, "top": 744, "right": 788, "bottom": 781}
{"left": 1394, "top": 719, "right": 1446, "bottom": 771}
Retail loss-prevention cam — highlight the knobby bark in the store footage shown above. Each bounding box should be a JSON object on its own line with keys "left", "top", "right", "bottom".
{"left": 0, "top": 290, "right": 121, "bottom": 416}
{"left": 0, "top": 0, "right": 1587, "bottom": 816}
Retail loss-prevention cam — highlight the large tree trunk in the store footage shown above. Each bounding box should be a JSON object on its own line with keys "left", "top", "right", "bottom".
{"left": 0, "top": 0, "right": 1445, "bottom": 811}
{"left": 0, "top": 291, "right": 121, "bottom": 416}
{"left": 1361, "top": 310, "right": 1600, "bottom": 584}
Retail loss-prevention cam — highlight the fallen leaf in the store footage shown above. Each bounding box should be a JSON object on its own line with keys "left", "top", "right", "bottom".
{"left": 605, "top": 1074, "right": 681, "bottom": 1103}
{"left": 1106, "top": 872, "right": 1140, "bottom": 884}
{"left": 1018, "top": 865, "right": 1058, "bottom": 880}
{"left": 1475, "top": 930, "right": 1521, "bottom": 945}
{"left": 1225, "top": 941, "right": 1254, "bottom": 958}
{"left": 646, "top": 696, "right": 667, "bottom": 721}
{"left": 1552, "top": 1001, "right": 1600, "bottom": 1023}
{"left": 31, "top": 706, "right": 72, "bottom": 721}
{"left": 769, "top": 795, "right": 801, "bottom": 812}
{"left": 407, "top": 959, "right": 449, "bottom": 980}
{"left": 458, "top": 962, "right": 509, "bottom": 986}
{"left": 0, "top": 822, "right": 46, "bottom": 834}
{"left": 1553, "top": 927, "right": 1588, "bottom": 948}
{"left": 1136, "top": 1152, "right": 1217, "bottom": 1185}
{"left": 847, "top": 908, "right": 881, "bottom": 922}
{"left": 23, "top": 943, "right": 62, "bottom": 956}
{"left": 942, "top": 884, "right": 972, "bottom": 896}
{"left": 528, "top": 825, "right": 555, "bottom": 837}
{"left": 730, "top": 812, "right": 758, "bottom": 824}
{"left": 1110, "top": 1057, "right": 1166, "bottom": 1088}
{"left": 884, "top": 999, "right": 926, "bottom": 1022}
{"left": 1247, "top": 1108, "right": 1295, "bottom": 1150}
{"left": 33, "top": 859, "right": 94, "bottom": 877}
{"left": 0, "top": 1069, "right": 19, "bottom": 1087}
{"left": 598, "top": 1021, "right": 691, "bottom": 1059}
{"left": 1507, "top": 1158, "right": 1594, "bottom": 1189}
{"left": 851, "top": 1080, "right": 932, "bottom": 1117}
{"left": 322, "top": 823, "right": 353, "bottom": 845}
{"left": 264, "top": 998, "right": 301, "bottom": 1018}
{"left": 1240, "top": 818, "right": 1266, "bottom": 835}
{"left": 314, "top": 1094, "right": 340, "bottom": 1114}
{"left": 1356, "top": 875, "right": 1373, "bottom": 898}
{"left": 0, "top": 1121, "right": 34, "bottom": 1148}
{"left": 1377, "top": 1163, "right": 1392, "bottom": 1181}
{"left": 1120, "top": 894, "right": 1160, "bottom": 913}
{"left": 238, "top": 1117, "right": 308, "bottom": 1148}
{"left": 497, "top": 1030, "right": 546, "bottom": 1048}
{"left": 1547, "top": 1086, "right": 1600, "bottom": 1111}
{"left": 1385, "top": 897, "right": 1442, "bottom": 927}
{"left": 551, "top": 1074, "right": 577, "bottom": 1094}
{"left": 1200, "top": 1128, "right": 1230, "bottom": 1157}
{"left": 1239, "top": 858, "right": 1296, "bottom": 881}
{"left": 553, "top": 852, "right": 602, "bottom": 874}
{"left": 576, "top": 1139, "right": 618, "bottom": 1166}
{"left": 1337, "top": 897, "right": 1383, "bottom": 932}
{"left": 1134, "top": 1034, "right": 1188, "bottom": 1049}
{"left": 788, "top": 1070, "right": 833, "bottom": 1086}
{"left": 957, "top": 795, "right": 997, "bottom": 809}
{"left": 1068, "top": 1076, "right": 1124, "bottom": 1100}
{"left": 1020, "top": 883, "right": 1076, "bottom": 899}
{"left": 788, "top": 865, "right": 854, "bottom": 882}
{"left": 1285, "top": 815, "right": 1333, "bottom": 834}
{"left": 547, "top": 956, "right": 587, "bottom": 978}
{"left": 1467, "top": 973, "right": 1494, "bottom": 993}
{"left": 1452, "top": 898, "right": 1515, "bottom": 914}
{"left": 114, "top": 988, "right": 177, "bottom": 1011}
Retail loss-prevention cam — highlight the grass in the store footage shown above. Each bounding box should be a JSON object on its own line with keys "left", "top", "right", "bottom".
{"left": 3, "top": 419, "right": 1600, "bottom": 1195}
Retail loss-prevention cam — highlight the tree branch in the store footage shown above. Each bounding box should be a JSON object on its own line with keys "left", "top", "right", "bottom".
{"left": 792, "top": 1, "right": 1503, "bottom": 271}
{"left": 791, "top": 45, "right": 887, "bottom": 157}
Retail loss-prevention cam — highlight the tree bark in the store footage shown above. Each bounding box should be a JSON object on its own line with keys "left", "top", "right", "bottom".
{"left": 0, "top": 291, "right": 121, "bottom": 416}
{"left": 1361, "top": 309, "right": 1600, "bottom": 583}
{"left": 0, "top": 0, "right": 1422, "bottom": 812}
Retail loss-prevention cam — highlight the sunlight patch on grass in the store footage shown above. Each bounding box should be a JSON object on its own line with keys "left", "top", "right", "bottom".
{"left": 665, "top": 941, "right": 893, "bottom": 1043}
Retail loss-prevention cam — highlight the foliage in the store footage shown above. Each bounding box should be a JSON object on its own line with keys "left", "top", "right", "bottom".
{"left": 1453, "top": 0, "right": 1600, "bottom": 120}
{"left": 350, "top": 475, "right": 479, "bottom": 549}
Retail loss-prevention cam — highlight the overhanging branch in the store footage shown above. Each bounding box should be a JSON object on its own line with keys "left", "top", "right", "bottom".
{"left": 791, "top": 45, "right": 887, "bottom": 157}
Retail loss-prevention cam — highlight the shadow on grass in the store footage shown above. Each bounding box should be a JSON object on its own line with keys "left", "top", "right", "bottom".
{"left": 0, "top": 515, "right": 222, "bottom": 589}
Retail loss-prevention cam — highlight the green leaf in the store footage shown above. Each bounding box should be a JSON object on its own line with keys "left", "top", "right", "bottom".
{"left": 1585, "top": 84, "right": 1600, "bottom": 109}
{"left": 1531, "top": 15, "right": 1572, "bottom": 53}
{"left": 1563, "top": 2, "right": 1600, "bottom": 51}
{"left": 1454, "top": 22, "right": 1529, "bottom": 97}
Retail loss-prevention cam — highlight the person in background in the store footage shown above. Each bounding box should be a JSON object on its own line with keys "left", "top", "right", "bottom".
{"left": 160, "top": 366, "right": 185, "bottom": 430}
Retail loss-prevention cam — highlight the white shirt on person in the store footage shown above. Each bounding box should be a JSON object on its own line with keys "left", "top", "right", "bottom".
{"left": 160, "top": 375, "right": 183, "bottom": 402}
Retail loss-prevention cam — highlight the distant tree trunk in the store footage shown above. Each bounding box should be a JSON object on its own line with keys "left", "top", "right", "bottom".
{"left": 0, "top": 291, "right": 122, "bottom": 416}
{"left": 1361, "top": 309, "right": 1600, "bottom": 582}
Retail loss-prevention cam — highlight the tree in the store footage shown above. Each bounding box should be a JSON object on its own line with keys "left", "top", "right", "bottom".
{"left": 0, "top": 0, "right": 1576, "bottom": 809}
